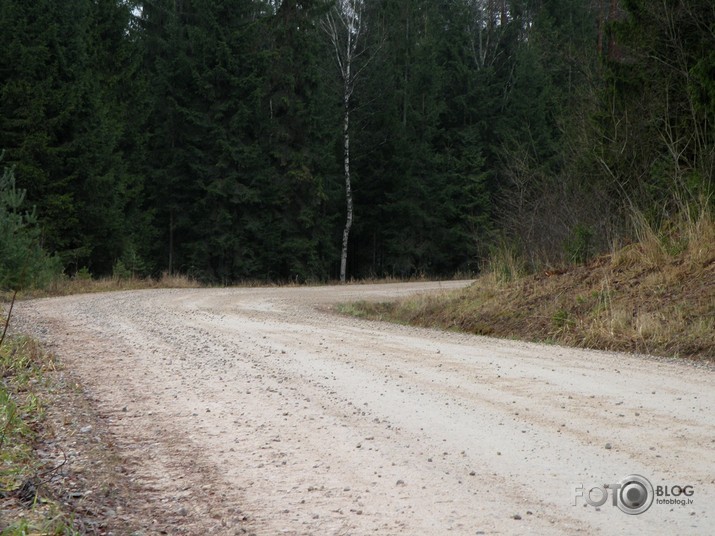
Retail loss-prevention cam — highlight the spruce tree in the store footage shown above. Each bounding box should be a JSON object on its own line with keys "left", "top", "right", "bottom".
{"left": 0, "top": 0, "right": 141, "bottom": 275}
{"left": 139, "top": 0, "right": 337, "bottom": 282}
{"left": 0, "top": 161, "right": 60, "bottom": 290}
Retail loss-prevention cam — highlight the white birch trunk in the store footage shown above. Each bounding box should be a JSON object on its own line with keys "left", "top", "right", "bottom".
{"left": 323, "top": 0, "right": 364, "bottom": 283}
{"left": 340, "top": 88, "right": 353, "bottom": 282}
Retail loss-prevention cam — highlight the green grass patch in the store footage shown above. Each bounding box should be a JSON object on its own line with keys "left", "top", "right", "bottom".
{"left": 0, "top": 337, "right": 78, "bottom": 535}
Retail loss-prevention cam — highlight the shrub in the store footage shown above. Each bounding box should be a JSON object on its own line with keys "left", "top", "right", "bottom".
{"left": 0, "top": 161, "right": 61, "bottom": 291}
{"left": 565, "top": 224, "right": 594, "bottom": 265}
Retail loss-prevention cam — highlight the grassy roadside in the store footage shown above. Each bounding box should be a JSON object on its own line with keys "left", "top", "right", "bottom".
{"left": 6, "top": 272, "right": 200, "bottom": 301}
{"left": 0, "top": 337, "right": 77, "bottom": 535}
{"left": 0, "top": 333, "right": 151, "bottom": 535}
{"left": 3, "top": 272, "right": 461, "bottom": 303}
{"left": 0, "top": 272, "right": 197, "bottom": 534}
{"left": 338, "top": 212, "right": 715, "bottom": 361}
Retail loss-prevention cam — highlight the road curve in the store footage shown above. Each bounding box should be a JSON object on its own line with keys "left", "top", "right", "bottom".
{"left": 13, "top": 282, "right": 714, "bottom": 535}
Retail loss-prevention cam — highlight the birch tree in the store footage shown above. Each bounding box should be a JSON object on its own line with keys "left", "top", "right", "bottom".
{"left": 322, "top": 0, "right": 366, "bottom": 282}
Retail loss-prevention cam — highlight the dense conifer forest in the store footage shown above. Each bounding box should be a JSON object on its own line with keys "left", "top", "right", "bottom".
{"left": 1, "top": 0, "right": 713, "bottom": 284}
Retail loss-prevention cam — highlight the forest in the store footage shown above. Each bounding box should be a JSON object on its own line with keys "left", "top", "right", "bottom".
{"left": 1, "top": 0, "right": 713, "bottom": 284}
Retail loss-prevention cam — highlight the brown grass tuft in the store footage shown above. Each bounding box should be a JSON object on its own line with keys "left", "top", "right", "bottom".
{"left": 3, "top": 272, "right": 202, "bottom": 301}
{"left": 339, "top": 209, "right": 715, "bottom": 361}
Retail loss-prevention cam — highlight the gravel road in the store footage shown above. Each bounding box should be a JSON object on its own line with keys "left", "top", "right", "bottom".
{"left": 13, "top": 282, "right": 714, "bottom": 535}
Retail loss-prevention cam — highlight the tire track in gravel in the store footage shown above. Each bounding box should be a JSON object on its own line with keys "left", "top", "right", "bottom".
{"left": 12, "top": 282, "right": 715, "bottom": 535}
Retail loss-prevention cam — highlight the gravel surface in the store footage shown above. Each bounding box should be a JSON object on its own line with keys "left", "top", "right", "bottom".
{"left": 12, "top": 282, "right": 715, "bottom": 535}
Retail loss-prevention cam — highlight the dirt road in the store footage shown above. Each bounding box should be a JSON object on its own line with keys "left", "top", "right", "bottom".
{"left": 13, "top": 282, "right": 714, "bottom": 535}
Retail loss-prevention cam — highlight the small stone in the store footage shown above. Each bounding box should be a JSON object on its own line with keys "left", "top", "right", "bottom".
{"left": 605, "top": 443, "right": 612, "bottom": 450}
{"left": 178, "top": 507, "right": 188, "bottom": 516}
{"left": 396, "top": 480, "right": 406, "bottom": 486}
{"left": 80, "top": 425, "right": 92, "bottom": 434}
{"left": 513, "top": 514, "right": 522, "bottom": 520}
{"left": 469, "top": 471, "right": 476, "bottom": 476}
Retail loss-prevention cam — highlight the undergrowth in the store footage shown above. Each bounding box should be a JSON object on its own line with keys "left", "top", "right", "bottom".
{"left": 0, "top": 337, "right": 78, "bottom": 535}
{"left": 338, "top": 206, "right": 715, "bottom": 361}
{"left": 3, "top": 271, "right": 201, "bottom": 301}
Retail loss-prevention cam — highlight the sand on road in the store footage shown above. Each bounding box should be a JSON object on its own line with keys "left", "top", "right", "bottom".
{"left": 13, "top": 282, "right": 714, "bottom": 535}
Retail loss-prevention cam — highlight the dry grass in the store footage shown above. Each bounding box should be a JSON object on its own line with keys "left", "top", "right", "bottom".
{"left": 0, "top": 337, "right": 80, "bottom": 535}
{"left": 341, "top": 208, "right": 715, "bottom": 361}
{"left": 4, "top": 272, "right": 201, "bottom": 301}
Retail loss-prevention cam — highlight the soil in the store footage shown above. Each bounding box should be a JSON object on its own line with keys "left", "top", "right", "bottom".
{"left": 8, "top": 281, "right": 715, "bottom": 535}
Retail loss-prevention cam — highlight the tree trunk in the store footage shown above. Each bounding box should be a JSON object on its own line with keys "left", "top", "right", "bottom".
{"left": 340, "top": 84, "right": 353, "bottom": 282}
{"left": 169, "top": 210, "right": 174, "bottom": 275}
{"left": 322, "top": 1, "right": 368, "bottom": 282}
{"left": 0, "top": 290, "right": 17, "bottom": 350}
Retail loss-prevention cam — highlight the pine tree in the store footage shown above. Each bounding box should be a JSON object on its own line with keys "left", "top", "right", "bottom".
{"left": 259, "top": 0, "right": 338, "bottom": 281}
{"left": 347, "top": 0, "right": 493, "bottom": 276}
{"left": 0, "top": 161, "right": 60, "bottom": 290}
{"left": 0, "top": 0, "right": 142, "bottom": 275}
{"left": 139, "top": 0, "right": 338, "bottom": 282}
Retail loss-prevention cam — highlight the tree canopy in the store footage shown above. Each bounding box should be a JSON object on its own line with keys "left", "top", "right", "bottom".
{"left": 1, "top": 0, "right": 712, "bottom": 282}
